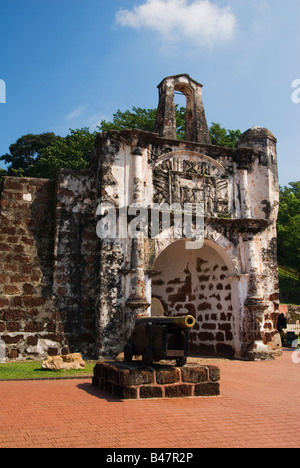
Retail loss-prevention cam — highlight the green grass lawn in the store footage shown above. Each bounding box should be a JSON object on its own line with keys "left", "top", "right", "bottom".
{"left": 0, "top": 360, "right": 96, "bottom": 380}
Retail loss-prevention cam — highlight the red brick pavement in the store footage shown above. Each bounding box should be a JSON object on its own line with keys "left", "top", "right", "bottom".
{"left": 0, "top": 349, "right": 299, "bottom": 448}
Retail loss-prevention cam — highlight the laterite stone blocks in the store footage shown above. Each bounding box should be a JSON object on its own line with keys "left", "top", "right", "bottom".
{"left": 92, "top": 361, "right": 220, "bottom": 400}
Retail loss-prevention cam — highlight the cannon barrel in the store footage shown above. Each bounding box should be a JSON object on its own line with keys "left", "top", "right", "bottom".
{"left": 136, "top": 315, "right": 196, "bottom": 329}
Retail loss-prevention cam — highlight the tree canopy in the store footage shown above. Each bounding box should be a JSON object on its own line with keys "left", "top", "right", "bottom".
{"left": 277, "top": 182, "right": 300, "bottom": 273}
{"left": 99, "top": 107, "right": 240, "bottom": 145}
{"left": 209, "top": 122, "right": 241, "bottom": 148}
{"left": 0, "top": 128, "right": 97, "bottom": 180}
{"left": 0, "top": 168, "right": 6, "bottom": 183}
{"left": 28, "top": 128, "right": 96, "bottom": 179}
{"left": 0, "top": 107, "right": 242, "bottom": 182}
{"left": 100, "top": 106, "right": 187, "bottom": 140}
{"left": 0, "top": 133, "right": 60, "bottom": 176}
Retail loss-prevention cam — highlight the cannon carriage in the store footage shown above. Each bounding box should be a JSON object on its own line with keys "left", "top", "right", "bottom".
{"left": 124, "top": 315, "right": 195, "bottom": 367}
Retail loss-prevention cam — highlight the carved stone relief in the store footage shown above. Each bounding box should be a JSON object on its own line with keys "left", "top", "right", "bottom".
{"left": 153, "top": 154, "right": 230, "bottom": 217}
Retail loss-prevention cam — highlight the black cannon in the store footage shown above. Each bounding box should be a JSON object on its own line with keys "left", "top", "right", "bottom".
{"left": 124, "top": 315, "right": 196, "bottom": 367}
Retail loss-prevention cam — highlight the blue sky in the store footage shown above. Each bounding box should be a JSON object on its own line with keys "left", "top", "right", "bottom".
{"left": 0, "top": 0, "right": 299, "bottom": 186}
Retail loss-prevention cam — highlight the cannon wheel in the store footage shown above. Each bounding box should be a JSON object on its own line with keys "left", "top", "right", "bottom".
{"left": 124, "top": 343, "right": 133, "bottom": 362}
{"left": 142, "top": 347, "right": 154, "bottom": 366}
{"left": 176, "top": 356, "right": 187, "bottom": 367}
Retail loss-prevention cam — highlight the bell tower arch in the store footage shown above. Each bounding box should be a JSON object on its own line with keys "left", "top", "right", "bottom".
{"left": 154, "top": 74, "right": 211, "bottom": 145}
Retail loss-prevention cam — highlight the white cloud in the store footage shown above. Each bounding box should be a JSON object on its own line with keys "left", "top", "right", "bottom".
{"left": 116, "top": 0, "right": 237, "bottom": 47}
{"left": 87, "top": 112, "right": 109, "bottom": 130}
{"left": 66, "top": 105, "right": 88, "bottom": 120}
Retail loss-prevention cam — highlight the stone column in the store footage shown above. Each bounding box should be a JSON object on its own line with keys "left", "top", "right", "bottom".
{"left": 124, "top": 146, "right": 150, "bottom": 339}
{"left": 228, "top": 274, "right": 249, "bottom": 359}
{"left": 242, "top": 233, "right": 271, "bottom": 360}
{"left": 239, "top": 169, "right": 252, "bottom": 219}
{"left": 243, "top": 297, "right": 270, "bottom": 360}
{"left": 125, "top": 237, "right": 150, "bottom": 330}
{"left": 189, "top": 81, "right": 211, "bottom": 145}
{"left": 154, "top": 78, "right": 177, "bottom": 140}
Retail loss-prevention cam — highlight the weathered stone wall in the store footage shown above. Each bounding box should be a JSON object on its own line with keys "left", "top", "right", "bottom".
{"left": 0, "top": 177, "right": 58, "bottom": 359}
{"left": 0, "top": 125, "right": 281, "bottom": 361}
{"left": 0, "top": 75, "right": 281, "bottom": 362}
{"left": 0, "top": 174, "right": 99, "bottom": 360}
{"left": 152, "top": 241, "right": 235, "bottom": 357}
{"left": 92, "top": 124, "right": 280, "bottom": 360}
{"left": 52, "top": 170, "right": 99, "bottom": 358}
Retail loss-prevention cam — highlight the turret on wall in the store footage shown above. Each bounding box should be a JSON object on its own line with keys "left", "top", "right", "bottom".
{"left": 235, "top": 127, "right": 280, "bottom": 360}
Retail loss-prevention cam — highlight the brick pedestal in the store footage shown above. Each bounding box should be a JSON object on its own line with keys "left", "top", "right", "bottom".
{"left": 92, "top": 361, "right": 220, "bottom": 400}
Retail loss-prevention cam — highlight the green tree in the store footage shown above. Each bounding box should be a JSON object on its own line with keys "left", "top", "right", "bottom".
{"left": 0, "top": 133, "right": 61, "bottom": 177}
{"left": 99, "top": 105, "right": 187, "bottom": 140}
{"left": 277, "top": 182, "right": 300, "bottom": 225}
{"left": 99, "top": 108, "right": 241, "bottom": 146}
{"left": 0, "top": 168, "right": 7, "bottom": 183}
{"left": 0, "top": 108, "right": 242, "bottom": 182}
{"left": 209, "top": 122, "right": 241, "bottom": 148}
{"left": 0, "top": 128, "right": 97, "bottom": 180}
{"left": 174, "top": 106, "right": 187, "bottom": 141}
{"left": 277, "top": 182, "right": 300, "bottom": 273}
{"left": 100, "top": 107, "right": 157, "bottom": 133}
{"left": 30, "top": 128, "right": 97, "bottom": 179}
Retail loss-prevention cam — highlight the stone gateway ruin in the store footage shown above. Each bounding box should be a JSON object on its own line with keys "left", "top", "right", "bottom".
{"left": 0, "top": 74, "right": 281, "bottom": 361}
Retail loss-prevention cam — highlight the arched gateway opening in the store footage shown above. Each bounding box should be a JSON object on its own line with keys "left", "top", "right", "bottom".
{"left": 151, "top": 239, "right": 238, "bottom": 358}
